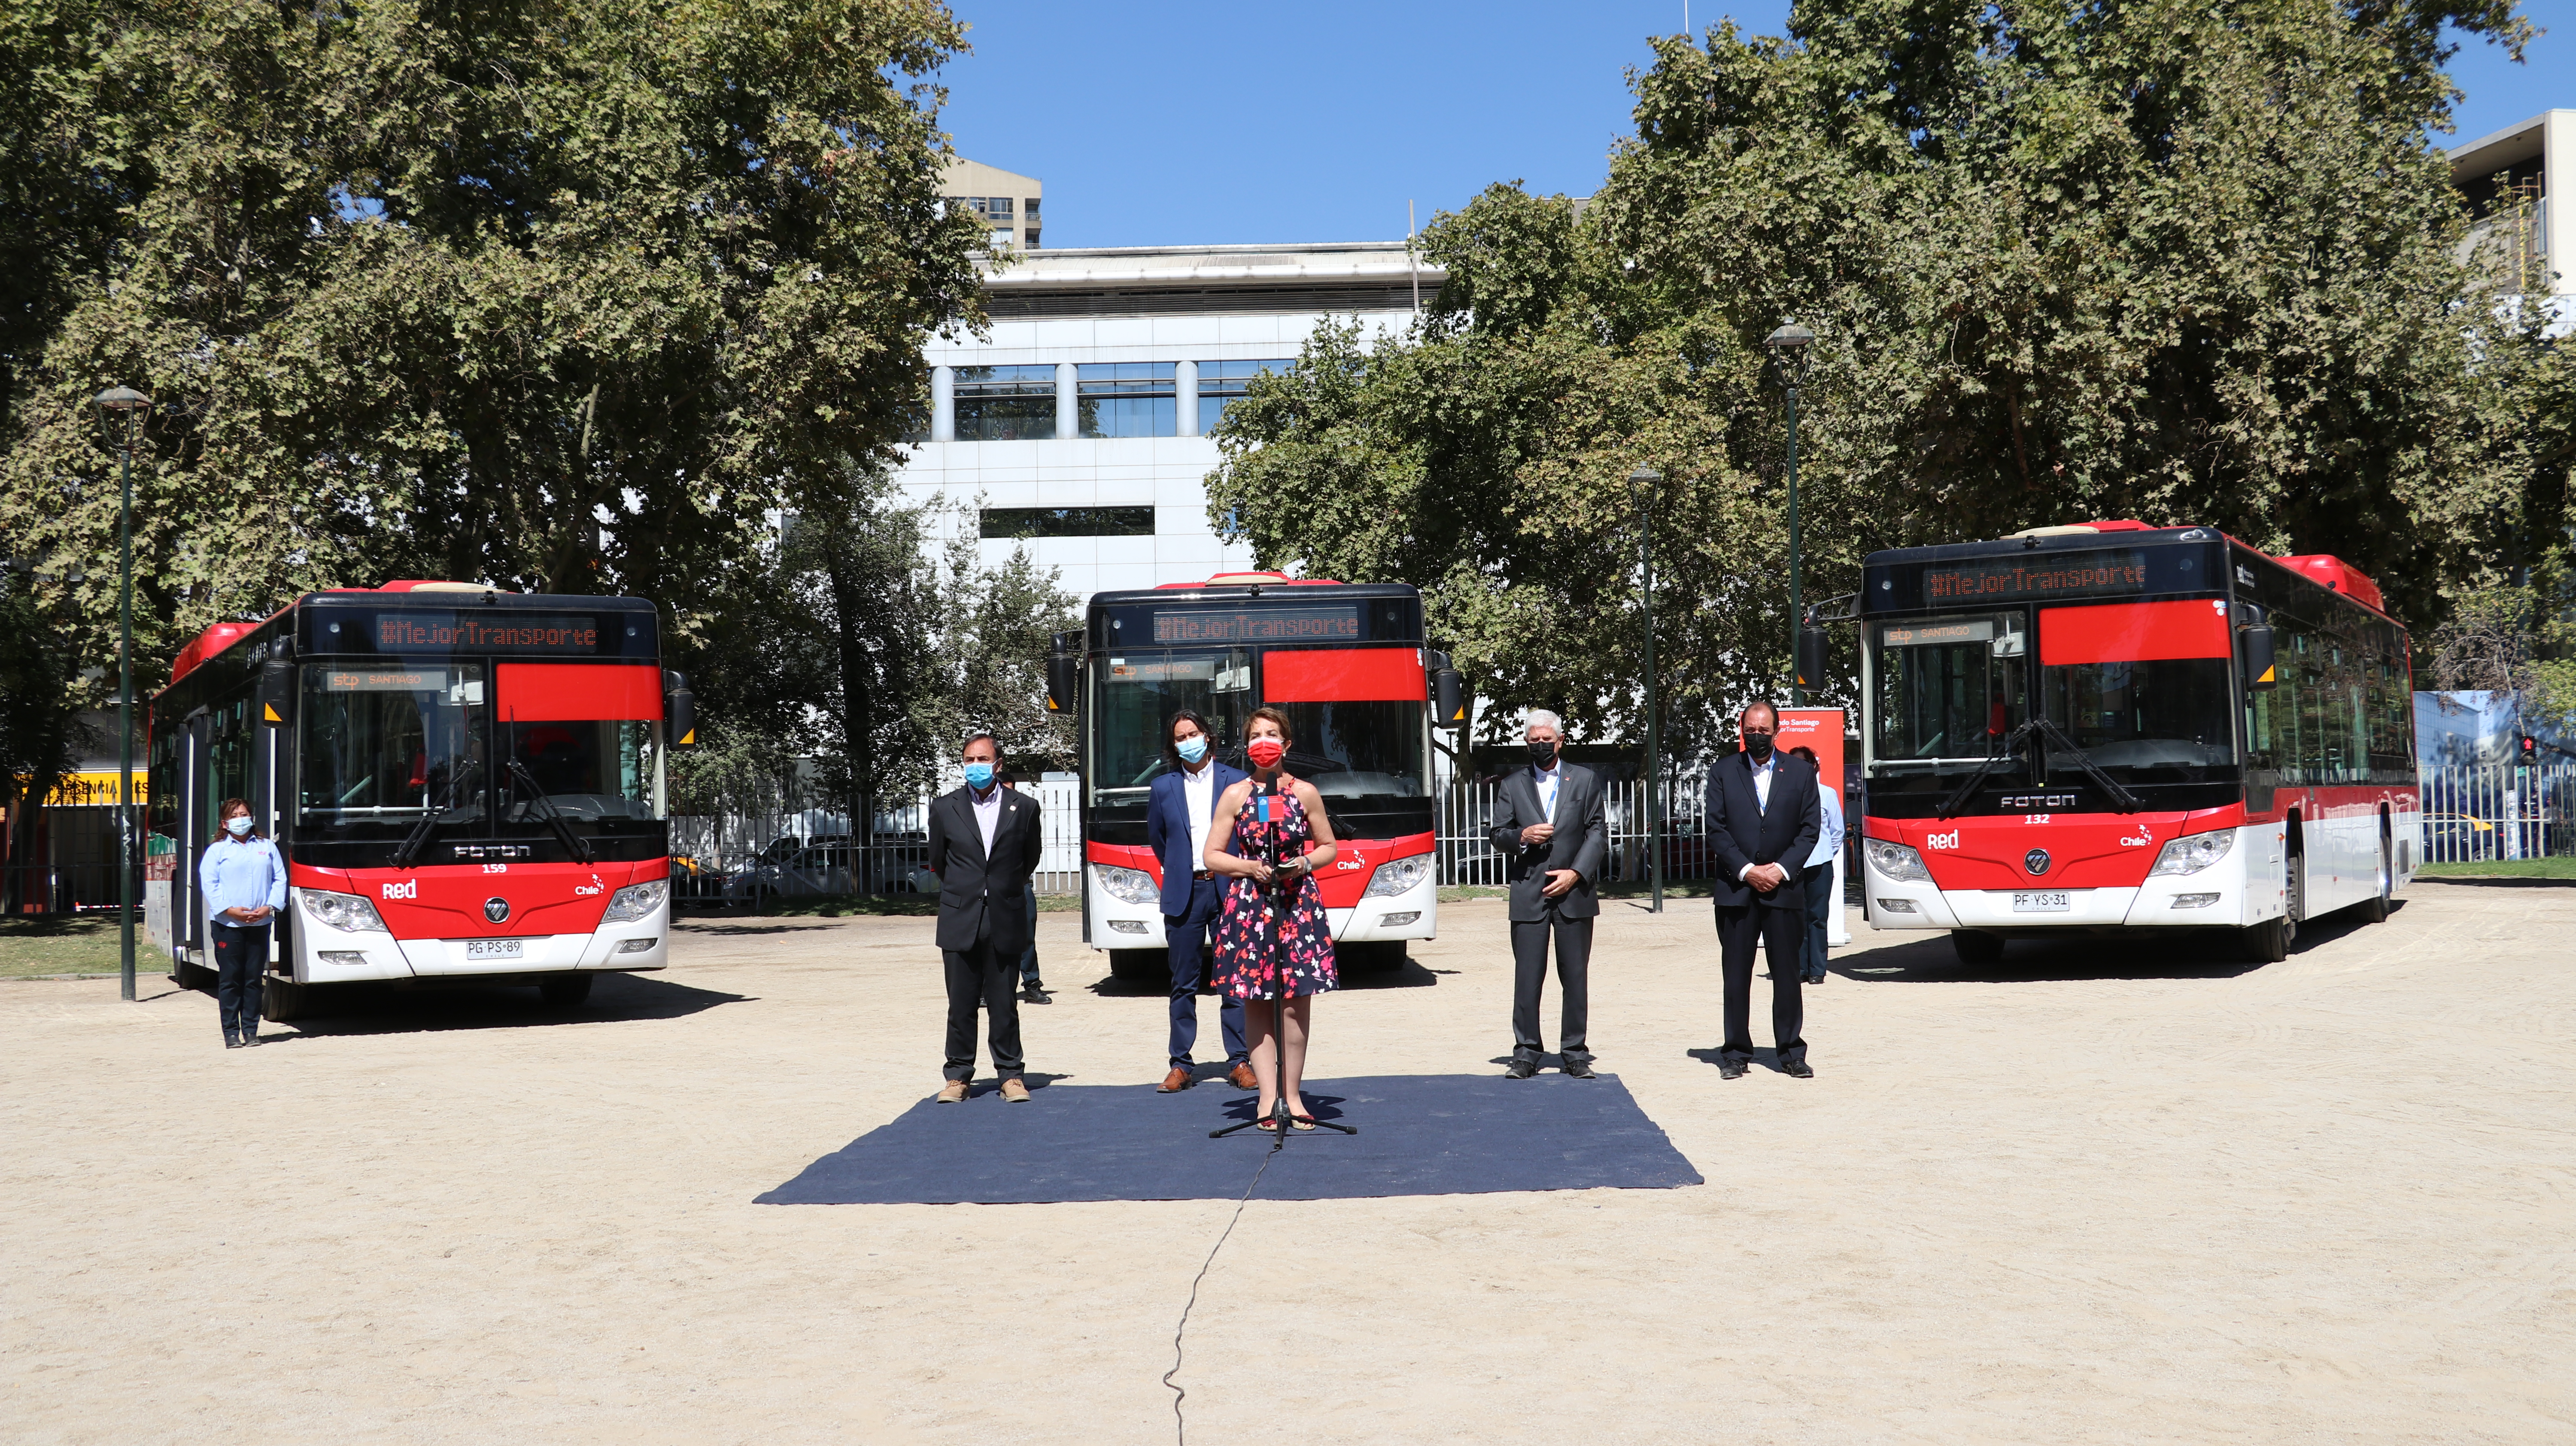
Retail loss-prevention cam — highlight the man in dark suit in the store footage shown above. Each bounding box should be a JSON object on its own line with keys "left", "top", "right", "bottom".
{"left": 1487, "top": 711, "right": 1609, "bottom": 1078}
{"left": 926, "top": 732, "right": 1046, "bottom": 1103}
{"left": 1704, "top": 700, "right": 1823, "bottom": 1078}
{"left": 1145, "top": 709, "right": 1258, "bottom": 1093}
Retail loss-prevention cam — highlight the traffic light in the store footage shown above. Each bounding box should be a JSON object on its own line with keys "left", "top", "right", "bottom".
{"left": 2519, "top": 733, "right": 2539, "bottom": 763}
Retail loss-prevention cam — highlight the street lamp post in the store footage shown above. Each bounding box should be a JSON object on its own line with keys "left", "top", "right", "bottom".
{"left": 1628, "top": 465, "right": 1664, "bottom": 914}
{"left": 1764, "top": 319, "right": 1814, "bottom": 705}
{"left": 96, "top": 385, "right": 151, "bottom": 1002}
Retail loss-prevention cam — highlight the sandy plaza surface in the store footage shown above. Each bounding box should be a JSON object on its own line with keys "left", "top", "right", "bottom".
{"left": 4, "top": 879, "right": 2571, "bottom": 1444}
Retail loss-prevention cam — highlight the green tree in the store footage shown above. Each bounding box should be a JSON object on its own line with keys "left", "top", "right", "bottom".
{"left": 1209, "top": 0, "right": 2540, "bottom": 754}
{"left": 2, "top": 0, "right": 986, "bottom": 714}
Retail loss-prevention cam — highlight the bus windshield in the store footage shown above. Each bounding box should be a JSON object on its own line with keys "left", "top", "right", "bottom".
{"left": 299, "top": 665, "right": 488, "bottom": 834}
{"left": 1868, "top": 613, "right": 2027, "bottom": 776}
{"left": 502, "top": 718, "right": 662, "bottom": 823}
{"left": 1088, "top": 649, "right": 1255, "bottom": 805}
{"left": 2038, "top": 659, "right": 2234, "bottom": 777}
{"left": 1265, "top": 699, "right": 1428, "bottom": 806}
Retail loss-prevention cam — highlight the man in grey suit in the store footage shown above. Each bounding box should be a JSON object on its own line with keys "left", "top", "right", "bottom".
{"left": 1486, "top": 711, "right": 1608, "bottom": 1078}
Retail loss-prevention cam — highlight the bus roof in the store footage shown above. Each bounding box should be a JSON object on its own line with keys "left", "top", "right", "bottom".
{"left": 1860, "top": 522, "right": 2388, "bottom": 619}
{"left": 167, "top": 583, "right": 657, "bottom": 686}
{"left": 1089, "top": 572, "right": 1422, "bottom": 608}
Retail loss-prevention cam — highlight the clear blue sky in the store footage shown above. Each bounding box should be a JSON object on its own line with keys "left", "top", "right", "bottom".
{"left": 933, "top": 1, "right": 2572, "bottom": 249}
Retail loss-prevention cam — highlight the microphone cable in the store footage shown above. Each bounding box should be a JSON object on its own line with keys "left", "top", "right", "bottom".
{"left": 1162, "top": 1120, "right": 1284, "bottom": 1445}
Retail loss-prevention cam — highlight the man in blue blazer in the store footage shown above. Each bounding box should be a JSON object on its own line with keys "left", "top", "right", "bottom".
{"left": 1145, "top": 709, "right": 1257, "bottom": 1093}
{"left": 1704, "top": 700, "right": 1823, "bottom": 1079}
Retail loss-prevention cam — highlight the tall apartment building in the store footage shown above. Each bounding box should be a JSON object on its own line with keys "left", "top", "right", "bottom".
{"left": 940, "top": 157, "right": 1042, "bottom": 250}
{"left": 2451, "top": 110, "right": 2573, "bottom": 310}
{"left": 898, "top": 240, "right": 1443, "bottom": 599}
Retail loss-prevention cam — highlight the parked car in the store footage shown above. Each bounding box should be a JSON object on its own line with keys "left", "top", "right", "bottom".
{"left": 717, "top": 834, "right": 940, "bottom": 902}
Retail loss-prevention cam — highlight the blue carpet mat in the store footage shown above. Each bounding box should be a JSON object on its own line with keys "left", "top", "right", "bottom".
{"left": 756, "top": 1072, "right": 1704, "bottom": 1205}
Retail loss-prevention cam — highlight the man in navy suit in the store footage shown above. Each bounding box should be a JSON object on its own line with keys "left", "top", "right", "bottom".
{"left": 1703, "top": 700, "right": 1824, "bottom": 1078}
{"left": 1145, "top": 709, "right": 1258, "bottom": 1093}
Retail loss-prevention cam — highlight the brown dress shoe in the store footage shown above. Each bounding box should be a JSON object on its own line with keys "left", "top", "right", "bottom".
{"left": 1228, "top": 1063, "right": 1258, "bottom": 1090}
{"left": 1157, "top": 1066, "right": 1196, "bottom": 1093}
{"left": 936, "top": 1080, "right": 968, "bottom": 1103}
{"left": 999, "top": 1077, "right": 1032, "bottom": 1103}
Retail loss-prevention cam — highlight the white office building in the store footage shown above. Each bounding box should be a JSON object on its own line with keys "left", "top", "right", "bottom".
{"left": 2451, "top": 109, "right": 2573, "bottom": 321}
{"left": 898, "top": 240, "right": 1444, "bottom": 600}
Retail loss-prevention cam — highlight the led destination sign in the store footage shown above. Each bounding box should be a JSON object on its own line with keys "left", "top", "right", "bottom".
{"left": 374, "top": 613, "right": 600, "bottom": 653}
{"left": 1922, "top": 550, "right": 2147, "bottom": 602}
{"left": 1152, "top": 606, "right": 1360, "bottom": 644}
{"left": 1880, "top": 620, "right": 1995, "bottom": 648}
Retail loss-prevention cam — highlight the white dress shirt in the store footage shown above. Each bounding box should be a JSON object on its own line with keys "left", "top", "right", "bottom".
{"left": 1808, "top": 784, "right": 1846, "bottom": 870}
{"left": 1182, "top": 761, "right": 1216, "bottom": 872}
{"left": 970, "top": 783, "right": 1003, "bottom": 857}
{"left": 1533, "top": 759, "right": 1562, "bottom": 823}
{"left": 1738, "top": 751, "right": 1781, "bottom": 882}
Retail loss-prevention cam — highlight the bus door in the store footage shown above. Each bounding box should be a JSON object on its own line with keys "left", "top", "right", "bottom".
{"left": 173, "top": 708, "right": 211, "bottom": 962}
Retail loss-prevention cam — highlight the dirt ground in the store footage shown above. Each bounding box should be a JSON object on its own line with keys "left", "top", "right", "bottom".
{"left": 6, "top": 880, "right": 2570, "bottom": 1444}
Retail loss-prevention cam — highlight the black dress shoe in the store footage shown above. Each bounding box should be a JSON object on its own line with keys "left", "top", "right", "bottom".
{"left": 224, "top": 1037, "right": 242, "bottom": 1050}
{"left": 1783, "top": 1059, "right": 1814, "bottom": 1078}
{"left": 1719, "top": 1057, "right": 1749, "bottom": 1080}
{"left": 1022, "top": 986, "right": 1052, "bottom": 1004}
{"left": 1504, "top": 1058, "right": 1537, "bottom": 1079}
{"left": 239, "top": 1033, "right": 261, "bottom": 1047}
{"left": 1561, "top": 1057, "right": 1596, "bottom": 1079}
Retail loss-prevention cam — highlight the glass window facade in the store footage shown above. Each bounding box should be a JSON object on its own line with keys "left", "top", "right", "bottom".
{"left": 953, "top": 364, "right": 1058, "bottom": 441}
{"left": 1078, "top": 362, "right": 1176, "bottom": 437}
{"left": 1196, "top": 359, "right": 1293, "bottom": 434}
{"left": 981, "top": 507, "right": 1156, "bottom": 539}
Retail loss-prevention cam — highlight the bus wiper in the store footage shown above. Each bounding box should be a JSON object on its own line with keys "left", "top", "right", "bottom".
{"left": 2028, "top": 715, "right": 2144, "bottom": 813}
{"left": 1937, "top": 721, "right": 2035, "bottom": 820}
{"left": 506, "top": 761, "right": 595, "bottom": 863}
{"left": 391, "top": 764, "right": 472, "bottom": 871}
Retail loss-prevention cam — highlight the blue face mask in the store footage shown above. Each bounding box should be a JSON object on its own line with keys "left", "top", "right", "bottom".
{"left": 963, "top": 761, "right": 996, "bottom": 790}
{"left": 1176, "top": 735, "right": 1208, "bottom": 764}
{"left": 225, "top": 815, "right": 253, "bottom": 836}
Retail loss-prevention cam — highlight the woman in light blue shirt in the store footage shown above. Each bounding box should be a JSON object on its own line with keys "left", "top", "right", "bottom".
{"left": 1789, "top": 748, "right": 1844, "bottom": 986}
{"left": 198, "top": 798, "right": 286, "bottom": 1047}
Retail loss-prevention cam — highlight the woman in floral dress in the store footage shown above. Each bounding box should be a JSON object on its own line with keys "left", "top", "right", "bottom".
{"left": 1205, "top": 706, "right": 1340, "bottom": 1128}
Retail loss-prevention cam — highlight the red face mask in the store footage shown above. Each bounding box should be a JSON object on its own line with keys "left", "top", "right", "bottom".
{"left": 1245, "top": 737, "right": 1286, "bottom": 768}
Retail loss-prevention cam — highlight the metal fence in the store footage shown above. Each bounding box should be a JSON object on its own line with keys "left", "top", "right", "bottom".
{"left": 1437, "top": 774, "right": 1728, "bottom": 887}
{"left": 667, "top": 780, "right": 1085, "bottom": 908}
{"left": 2416, "top": 762, "right": 2574, "bottom": 864}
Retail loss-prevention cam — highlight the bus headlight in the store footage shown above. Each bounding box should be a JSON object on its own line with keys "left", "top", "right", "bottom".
{"left": 1864, "top": 839, "right": 1931, "bottom": 883}
{"left": 1364, "top": 855, "right": 1431, "bottom": 898}
{"left": 1097, "top": 865, "right": 1159, "bottom": 907}
{"left": 601, "top": 880, "right": 667, "bottom": 923}
{"left": 302, "top": 890, "right": 389, "bottom": 933}
{"left": 2148, "top": 832, "right": 2235, "bottom": 877}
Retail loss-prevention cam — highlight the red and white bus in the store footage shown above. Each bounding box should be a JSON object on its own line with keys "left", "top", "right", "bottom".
{"left": 1854, "top": 522, "right": 2417, "bottom": 963}
{"left": 1050, "top": 571, "right": 1461, "bottom": 980}
{"left": 145, "top": 582, "right": 694, "bottom": 1018}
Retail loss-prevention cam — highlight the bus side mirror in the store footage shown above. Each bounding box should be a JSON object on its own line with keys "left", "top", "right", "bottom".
{"left": 1431, "top": 663, "right": 1470, "bottom": 733}
{"left": 2240, "top": 625, "right": 2277, "bottom": 692}
{"left": 1795, "top": 626, "right": 1829, "bottom": 693}
{"left": 664, "top": 670, "right": 698, "bottom": 746}
{"left": 258, "top": 659, "right": 295, "bottom": 726}
{"left": 1046, "top": 630, "right": 1081, "bottom": 716}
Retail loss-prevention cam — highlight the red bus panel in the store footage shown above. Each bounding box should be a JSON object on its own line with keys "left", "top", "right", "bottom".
{"left": 1262, "top": 647, "right": 1424, "bottom": 702}
{"left": 2038, "top": 599, "right": 2230, "bottom": 666}
{"left": 496, "top": 663, "right": 664, "bottom": 721}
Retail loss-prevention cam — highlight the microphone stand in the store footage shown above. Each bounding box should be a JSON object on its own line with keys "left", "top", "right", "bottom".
{"left": 1212, "top": 769, "right": 1357, "bottom": 1141}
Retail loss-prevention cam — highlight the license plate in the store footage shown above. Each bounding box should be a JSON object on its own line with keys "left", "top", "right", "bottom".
{"left": 2011, "top": 892, "right": 2072, "bottom": 913}
{"left": 466, "top": 938, "right": 524, "bottom": 959}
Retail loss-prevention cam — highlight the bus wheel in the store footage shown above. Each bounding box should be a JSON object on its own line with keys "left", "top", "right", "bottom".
{"left": 1950, "top": 930, "right": 2005, "bottom": 966}
{"left": 2355, "top": 829, "right": 2392, "bottom": 925}
{"left": 538, "top": 973, "right": 595, "bottom": 1009}
{"left": 2242, "top": 915, "right": 2292, "bottom": 964}
{"left": 1108, "top": 949, "right": 1171, "bottom": 986}
{"left": 261, "top": 977, "right": 310, "bottom": 1022}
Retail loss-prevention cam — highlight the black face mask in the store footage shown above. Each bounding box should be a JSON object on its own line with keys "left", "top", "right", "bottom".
{"left": 1742, "top": 730, "right": 1775, "bottom": 761}
{"left": 1527, "top": 738, "right": 1558, "bottom": 766}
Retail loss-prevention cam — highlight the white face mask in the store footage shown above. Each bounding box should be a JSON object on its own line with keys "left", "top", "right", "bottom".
{"left": 225, "top": 815, "right": 253, "bottom": 836}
